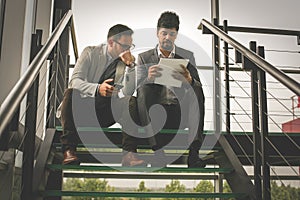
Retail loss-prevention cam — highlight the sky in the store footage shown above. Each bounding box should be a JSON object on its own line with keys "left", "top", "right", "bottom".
{"left": 70, "top": 0, "right": 300, "bottom": 188}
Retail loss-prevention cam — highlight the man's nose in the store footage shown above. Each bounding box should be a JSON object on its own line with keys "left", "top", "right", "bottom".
{"left": 166, "top": 34, "right": 171, "bottom": 40}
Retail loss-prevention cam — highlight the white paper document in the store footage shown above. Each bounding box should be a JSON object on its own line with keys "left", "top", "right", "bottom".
{"left": 154, "top": 58, "right": 189, "bottom": 87}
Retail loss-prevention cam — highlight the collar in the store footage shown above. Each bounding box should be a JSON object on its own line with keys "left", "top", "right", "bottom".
{"left": 157, "top": 45, "right": 175, "bottom": 58}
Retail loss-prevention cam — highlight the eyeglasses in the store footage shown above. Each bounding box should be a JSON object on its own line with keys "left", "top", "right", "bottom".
{"left": 114, "top": 40, "right": 135, "bottom": 51}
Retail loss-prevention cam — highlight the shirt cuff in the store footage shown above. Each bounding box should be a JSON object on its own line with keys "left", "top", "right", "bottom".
{"left": 95, "top": 84, "right": 100, "bottom": 96}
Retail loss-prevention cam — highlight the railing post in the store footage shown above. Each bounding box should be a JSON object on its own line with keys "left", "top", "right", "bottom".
{"left": 0, "top": 109, "right": 19, "bottom": 150}
{"left": 20, "top": 30, "right": 42, "bottom": 200}
{"left": 47, "top": 0, "right": 71, "bottom": 129}
{"left": 223, "top": 20, "right": 231, "bottom": 134}
{"left": 257, "top": 46, "right": 271, "bottom": 200}
{"left": 212, "top": 18, "right": 222, "bottom": 136}
{"left": 249, "top": 41, "right": 262, "bottom": 200}
{"left": 47, "top": 9, "right": 61, "bottom": 129}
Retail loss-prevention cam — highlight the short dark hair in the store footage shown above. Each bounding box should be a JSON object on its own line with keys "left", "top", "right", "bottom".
{"left": 107, "top": 24, "right": 133, "bottom": 40}
{"left": 157, "top": 11, "right": 180, "bottom": 31}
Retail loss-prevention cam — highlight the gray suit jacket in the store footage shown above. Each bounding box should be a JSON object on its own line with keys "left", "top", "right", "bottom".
{"left": 69, "top": 44, "right": 108, "bottom": 97}
{"left": 68, "top": 44, "right": 135, "bottom": 97}
{"left": 56, "top": 44, "right": 135, "bottom": 118}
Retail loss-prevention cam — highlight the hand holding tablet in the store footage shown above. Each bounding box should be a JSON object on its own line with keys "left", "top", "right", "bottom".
{"left": 154, "top": 58, "right": 189, "bottom": 87}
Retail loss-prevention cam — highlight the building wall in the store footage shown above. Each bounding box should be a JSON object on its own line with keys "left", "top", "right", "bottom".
{"left": 0, "top": 0, "right": 29, "bottom": 104}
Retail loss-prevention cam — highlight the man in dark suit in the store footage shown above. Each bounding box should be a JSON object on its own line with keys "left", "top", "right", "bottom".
{"left": 136, "top": 11, "right": 205, "bottom": 168}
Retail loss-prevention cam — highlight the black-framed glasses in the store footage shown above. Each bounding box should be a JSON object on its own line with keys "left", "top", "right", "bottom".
{"left": 114, "top": 40, "right": 135, "bottom": 51}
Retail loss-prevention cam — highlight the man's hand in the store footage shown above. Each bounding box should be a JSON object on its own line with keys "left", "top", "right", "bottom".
{"left": 172, "top": 64, "right": 192, "bottom": 84}
{"left": 147, "top": 65, "right": 162, "bottom": 81}
{"left": 98, "top": 79, "right": 114, "bottom": 97}
{"left": 119, "top": 51, "right": 135, "bottom": 66}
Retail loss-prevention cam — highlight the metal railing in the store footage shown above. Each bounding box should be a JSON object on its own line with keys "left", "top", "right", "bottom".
{"left": 199, "top": 19, "right": 300, "bottom": 96}
{"left": 199, "top": 18, "right": 300, "bottom": 200}
{"left": 0, "top": 9, "right": 78, "bottom": 200}
{"left": 0, "top": 10, "right": 75, "bottom": 138}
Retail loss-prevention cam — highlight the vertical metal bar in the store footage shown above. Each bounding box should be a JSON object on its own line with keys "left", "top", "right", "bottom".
{"left": 218, "top": 174, "right": 224, "bottom": 200}
{"left": 0, "top": 0, "right": 6, "bottom": 59}
{"left": 55, "top": 20, "right": 71, "bottom": 126}
{"left": 223, "top": 20, "right": 230, "bottom": 134}
{"left": 21, "top": 77, "right": 39, "bottom": 200}
{"left": 47, "top": 9, "right": 62, "bottom": 129}
{"left": 211, "top": 0, "right": 219, "bottom": 22}
{"left": 20, "top": 31, "right": 42, "bottom": 200}
{"left": 212, "top": 18, "right": 221, "bottom": 135}
{"left": 257, "top": 46, "right": 271, "bottom": 200}
{"left": 211, "top": 1, "right": 221, "bottom": 135}
{"left": 250, "top": 41, "right": 262, "bottom": 200}
{"left": 0, "top": 108, "right": 19, "bottom": 150}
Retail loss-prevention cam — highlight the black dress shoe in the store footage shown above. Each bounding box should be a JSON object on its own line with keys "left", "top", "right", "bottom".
{"left": 63, "top": 149, "right": 80, "bottom": 165}
{"left": 187, "top": 154, "right": 206, "bottom": 168}
{"left": 122, "top": 152, "right": 146, "bottom": 167}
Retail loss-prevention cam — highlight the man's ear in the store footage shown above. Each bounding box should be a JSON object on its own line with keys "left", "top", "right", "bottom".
{"left": 107, "top": 38, "right": 114, "bottom": 47}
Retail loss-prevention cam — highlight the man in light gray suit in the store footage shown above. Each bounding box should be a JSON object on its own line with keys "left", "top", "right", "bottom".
{"left": 59, "top": 24, "right": 144, "bottom": 166}
{"left": 136, "top": 11, "right": 206, "bottom": 168}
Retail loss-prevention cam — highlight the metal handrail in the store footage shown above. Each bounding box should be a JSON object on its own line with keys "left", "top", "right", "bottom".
{"left": 70, "top": 17, "right": 79, "bottom": 60}
{"left": 0, "top": 10, "right": 73, "bottom": 137}
{"left": 199, "top": 19, "right": 300, "bottom": 96}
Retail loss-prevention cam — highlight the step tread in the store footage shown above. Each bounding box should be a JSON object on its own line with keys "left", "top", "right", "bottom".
{"left": 56, "top": 126, "right": 299, "bottom": 136}
{"left": 44, "top": 190, "right": 246, "bottom": 198}
{"left": 53, "top": 143, "right": 221, "bottom": 150}
{"left": 47, "top": 164, "right": 233, "bottom": 173}
{"left": 63, "top": 171, "right": 220, "bottom": 179}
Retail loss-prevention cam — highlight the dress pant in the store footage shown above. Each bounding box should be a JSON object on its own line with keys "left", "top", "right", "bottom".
{"left": 60, "top": 88, "right": 140, "bottom": 152}
{"left": 137, "top": 83, "right": 205, "bottom": 150}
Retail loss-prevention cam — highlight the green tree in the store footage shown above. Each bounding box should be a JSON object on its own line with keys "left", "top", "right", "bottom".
{"left": 271, "top": 181, "right": 291, "bottom": 200}
{"left": 271, "top": 181, "right": 300, "bottom": 200}
{"left": 192, "top": 180, "right": 214, "bottom": 200}
{"left": 165, "top": 180, "right": 186, "bottom": 193}
{"left": 224, "top": 180, "right": 300, "bottom": 200}
{"left": 63, "top": 178, "right": 118, "bottom": 200}
{"left": 223, "top": 181, "right": 234, "bottom": 200}
{"left": 137, "top": 181, "right": 150, "bottom": 192}
{"left": 136, "top": 181, "right": 150, "bottom": 200}
{"left": 164, "top": 180, "right": 186, "bottom": 200}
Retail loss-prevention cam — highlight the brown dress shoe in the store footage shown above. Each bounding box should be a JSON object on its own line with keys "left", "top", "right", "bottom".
{"left": 121, "top": 152, "right": 146, "bottom": 167}
{"left": 63, "top": 149, "right": 80, "bottom": 165}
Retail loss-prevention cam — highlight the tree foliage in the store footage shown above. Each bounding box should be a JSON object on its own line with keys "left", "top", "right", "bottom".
{"left": 62, "top": 178, "right": 300, "bottom": 200}
{"left": 223, "top": 180, "right": 300, "bottom": 200}
{"left": 63, "top": 178, "right": 117, "bottom": 200}
{"left": 165, "top": 180, "right": 186, "bottom": 193}
{"left": 136, "top": 181, "right": 151, "bottom": 200}
{"left": 164, "top": 180, "right": 186, "bottom": 200}
{"left": 192, "top": 180, "right": 214, "bottom": 200}
{"left": 271, "top": 181, "right": 300, "bottom": 200}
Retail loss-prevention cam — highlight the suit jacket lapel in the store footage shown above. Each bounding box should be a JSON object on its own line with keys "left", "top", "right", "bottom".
{"left": 94, "top": 44, "right": 107, "bottom": 82}
{"left": 149, "top": 47, "right": 160, "bottom": 64}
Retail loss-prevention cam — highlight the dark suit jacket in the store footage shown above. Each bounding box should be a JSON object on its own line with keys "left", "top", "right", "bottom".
{"left": 136, "top": 45, "right": 204, "bottom": 126}
{"left": 136, "top": 45, "right": 201, "bottom": 88}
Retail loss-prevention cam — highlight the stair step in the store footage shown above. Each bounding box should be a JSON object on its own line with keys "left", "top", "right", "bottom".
{"left": 53, "top": 143, "right": 222, "bottom": 150}
{"left": 44, "top": 190, "right": 246, "bottom": 198}
{"left": 56, "top": 126, "right": 300, "bottom": 136}
{"left": 63, "top": 171, "right": 220, "bottom": 179}
{"left": 47, "top": 164, "right": 233, "bottom": 173}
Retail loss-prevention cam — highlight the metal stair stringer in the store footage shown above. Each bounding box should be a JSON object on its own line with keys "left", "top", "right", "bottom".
{"left": 215, "top": 134, "right": 256, "bottom": 200}
{"left": 32, "top": 128, "right": 63, "bottom": 200}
